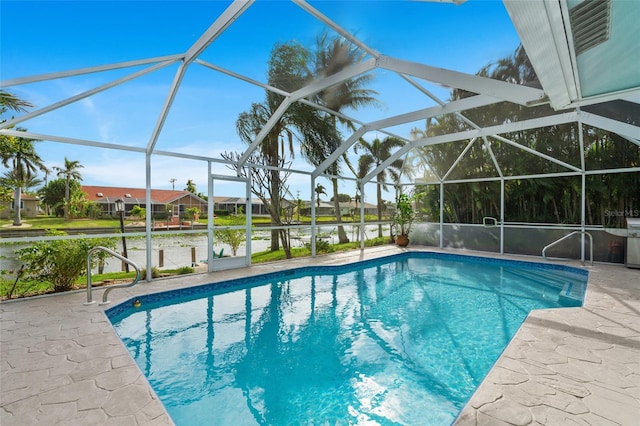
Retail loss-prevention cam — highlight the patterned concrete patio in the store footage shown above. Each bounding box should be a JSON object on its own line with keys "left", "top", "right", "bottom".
{"left": 1, "top": 246, "right": 639, "bottom": 425}
{"left": 455, "top": 254, "right": 640, "bottom": 425}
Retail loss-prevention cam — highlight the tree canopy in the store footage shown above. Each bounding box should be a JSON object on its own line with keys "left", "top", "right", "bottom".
{"left": 411, "top": 45, "right": 639, "bottom": 227}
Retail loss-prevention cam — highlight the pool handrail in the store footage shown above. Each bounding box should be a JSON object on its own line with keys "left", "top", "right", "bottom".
{"left": 542, "top": 231, "right": 593, "bottom": 267}
{"left": 85, "top": 246, "right": 141, "bottom": 305}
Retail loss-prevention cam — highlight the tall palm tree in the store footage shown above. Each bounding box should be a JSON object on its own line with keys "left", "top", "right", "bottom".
{"left": 236, "top": 42, "right": 332, "bottom": 256}
{"left": 355, "top": 137, "right": 405, "bottom": 237}
{"left": 53, "top": 157, "right": 83, "bottom": 219}
{"left": 236, "top": 103, "right": 288, "bottom": 253}
{"left": 306, "top": 33, "right": 380, "bottom": 243}
{"left": 1, "top": 132, "right": 47, "bottom": 226}
{"left": 314, "top": 183, "right": 327, "bottom": 208}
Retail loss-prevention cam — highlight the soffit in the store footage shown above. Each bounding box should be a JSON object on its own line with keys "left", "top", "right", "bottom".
{"left": 504, "top": 0, "right": 640, "bottom": 110}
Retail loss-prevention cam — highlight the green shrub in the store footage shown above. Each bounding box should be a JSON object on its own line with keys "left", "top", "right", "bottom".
{"left": 130, "top": 205, "right": 146, "bottom": 220}
{"left": 185, "top": 207, "right": 200, "bottom": 221}
{"left": 304, "top": 238, "right": 334, "bottom": 254}
{"left": 16, "top": 230, "right": 117, "bottom": 292}
{"left": 214, "top": 213, "right": 246, "bottom": 256}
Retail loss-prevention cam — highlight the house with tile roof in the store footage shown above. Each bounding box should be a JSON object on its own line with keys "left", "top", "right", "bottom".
{"left": 81, "top": 186, "right": 384, "bottom": 220}
{"left": 82, "top": 186, "right": 208, "bottom": 219}
{"left": 84, "top": 186, "right": 301, "bottom": 220}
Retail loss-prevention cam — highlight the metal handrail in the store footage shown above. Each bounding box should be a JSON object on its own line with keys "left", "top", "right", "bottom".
{"left": 542, "top": 231, "right": 593, "bottom": 266}
{"left": 85, "top": 246, "right": 140, "bottom": 305}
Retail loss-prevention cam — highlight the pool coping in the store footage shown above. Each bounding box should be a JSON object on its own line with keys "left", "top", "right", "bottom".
{"left": 1, "top": 246, "right": 639, "bottom": 425}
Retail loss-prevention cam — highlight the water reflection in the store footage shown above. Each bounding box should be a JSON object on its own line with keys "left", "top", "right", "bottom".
{"left": 111, "top": 257, "right": 584, "bottom": 425}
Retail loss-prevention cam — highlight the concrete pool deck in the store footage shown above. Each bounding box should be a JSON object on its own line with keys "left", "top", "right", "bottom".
{"left": 1, "top": 246, "right": 639, "bottom": 425}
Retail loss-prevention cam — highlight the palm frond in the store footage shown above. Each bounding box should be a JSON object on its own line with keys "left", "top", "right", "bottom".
{"left": 0, "top": 90, "right": 34, "bottom": 113}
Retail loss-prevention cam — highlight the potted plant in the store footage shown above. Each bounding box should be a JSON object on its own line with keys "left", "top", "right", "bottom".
{"left": 392, "top": 191, "right": 416, "bottom": 247}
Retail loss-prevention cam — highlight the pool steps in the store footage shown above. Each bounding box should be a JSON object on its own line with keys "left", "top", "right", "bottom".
{"left": 501, "top": 267, "right": 586, "bottom": 306}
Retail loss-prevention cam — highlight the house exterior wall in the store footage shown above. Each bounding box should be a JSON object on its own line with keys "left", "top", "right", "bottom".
{"left": 0, "top": 198, "right": 40, "bottom": 219}
{"left": 173, "top": 195, "right": 208, "bottom": 216}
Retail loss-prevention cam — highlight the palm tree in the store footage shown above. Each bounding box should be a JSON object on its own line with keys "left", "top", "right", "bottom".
{"left": 306, "top": 33, "right": 380, "bottom": 243}
{"left": 53, "top": 157, "right": 83, "bottom": 219}
{"left": 314, "top": 183, "right": 327, "bottom": 208}
{"left": 1, "top": 171, "right": 43, "bottom": 224}
{"left": 1, "top": 171, "right": 43, "bottom": 196}
{"left": 0, "top": 90, "right": 33, "bottom": 113}
{"left": 236, "top": 42, "right": 332, "bottom": 256}
{"left": 1, "top": 131, "right": 47, "bottom": 226}
{"left": 355, "top": 137, "right": 405, "bottom": 237}
{"left": 185, "top": 179, "right": 196, "bottom": 193}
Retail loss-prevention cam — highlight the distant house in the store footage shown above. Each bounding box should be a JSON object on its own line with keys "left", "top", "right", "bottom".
{"left": 214, "top": 197, "right": 270, "bottom": 215}
{"left": 300, "top": 201, "right": 334, "bottom": 216}
{"left": 79, "top": 186, "right": 385, "bottom": 220}
{"left": 82, "top": 186, "right": 306, "bottom": 219}
{"left": 0, "top": 194, "right": 41, "bottom": 219}
{"left": 214, "top": 197, "right": 299, "bottom": 216}
{"left": 338, "top": 200, "right": 379, "bottom": 216}
{"left": 82, "top": 186, "right": 208, "bottom": 218}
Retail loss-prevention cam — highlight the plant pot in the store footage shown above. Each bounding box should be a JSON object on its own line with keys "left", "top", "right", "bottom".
{"left": 396, "top": 234, "right": 409, "bottom": 247}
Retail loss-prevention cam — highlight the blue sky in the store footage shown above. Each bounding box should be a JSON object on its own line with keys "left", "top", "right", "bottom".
{"left": 1, "top": 0, "right": 521, "bottom": 201}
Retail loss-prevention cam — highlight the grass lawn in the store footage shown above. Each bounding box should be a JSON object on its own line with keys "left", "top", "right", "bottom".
{"left": 0, "top": 217, "right": 123, "bottom": 229}
{"left": 1, "top": 214, "right": 385, "bottom": 231}
{"left": 0, "top": 267, "right": 194, "bottom": 300}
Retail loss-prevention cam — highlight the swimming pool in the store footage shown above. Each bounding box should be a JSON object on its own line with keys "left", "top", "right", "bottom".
{"left": 107, "top": 252, "right": 588, "bottom": 425}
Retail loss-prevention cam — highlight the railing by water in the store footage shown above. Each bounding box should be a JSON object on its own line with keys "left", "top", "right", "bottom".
{"left": 542, "top": 231, "right": 593, "bottom": 266}
{"left": 85, "top": 246, "right": 140, "bottom": 305}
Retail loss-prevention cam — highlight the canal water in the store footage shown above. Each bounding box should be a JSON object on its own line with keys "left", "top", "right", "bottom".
{"left": 1, "top": 224, "right": 388, "bottom": 275}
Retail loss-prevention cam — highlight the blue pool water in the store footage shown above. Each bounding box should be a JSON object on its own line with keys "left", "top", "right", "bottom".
{"left": 107, "top": 252, "right": 588, "bottom": 425}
